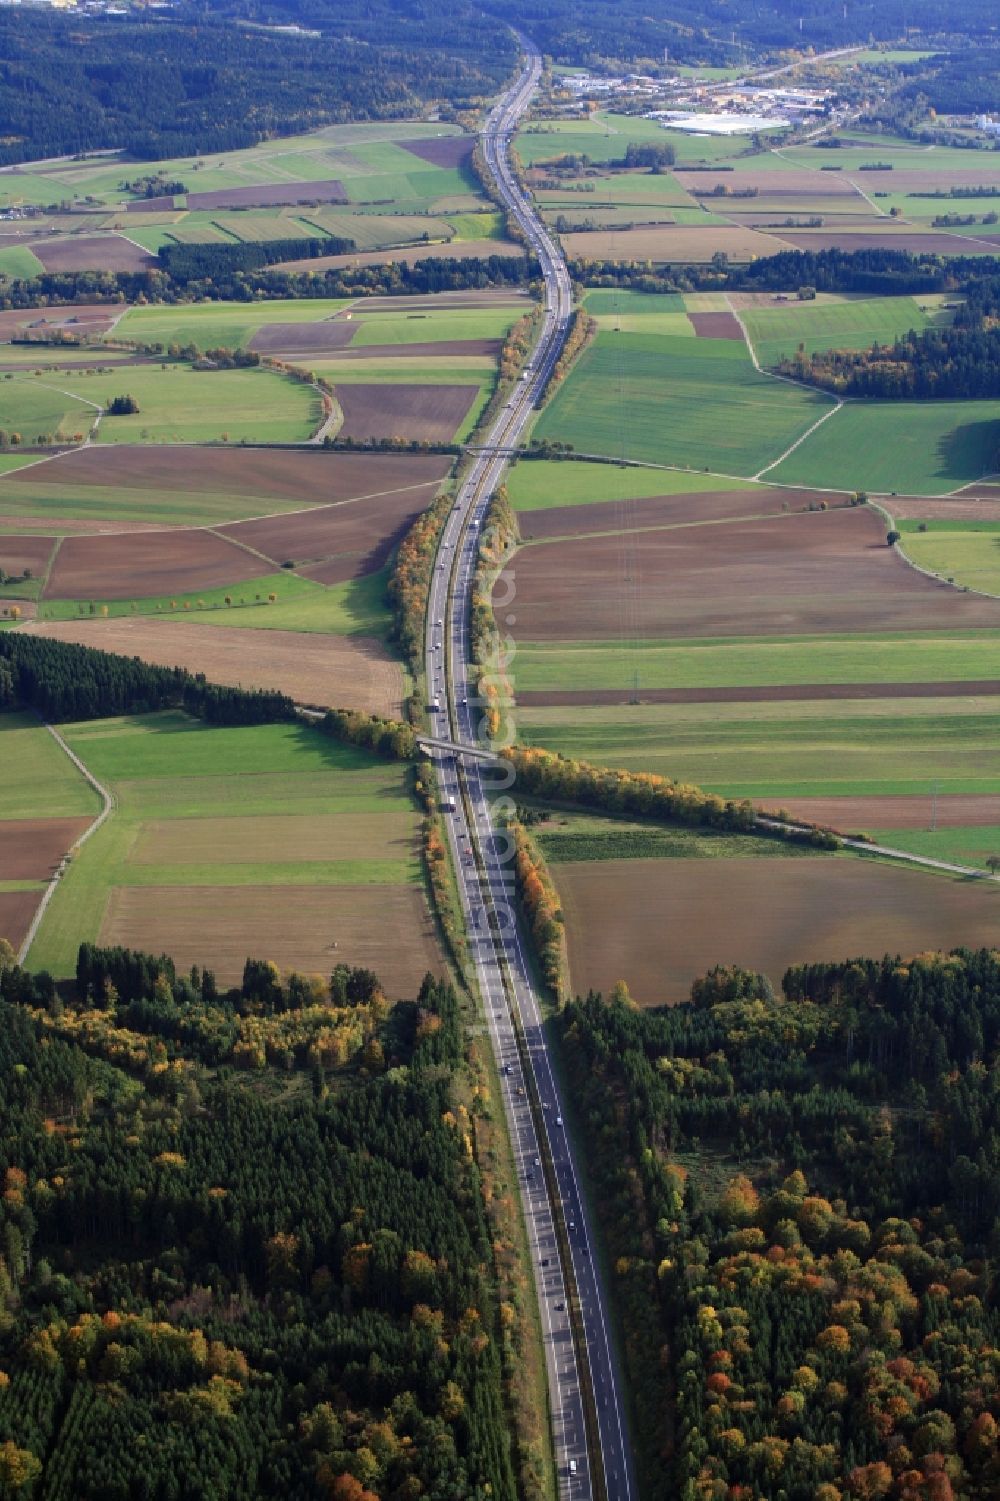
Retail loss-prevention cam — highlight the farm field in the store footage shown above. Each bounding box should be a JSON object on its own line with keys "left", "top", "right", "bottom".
{"left": 24, "top": 615, "right": 405, "bottom": 716}
{"left": 532, "top": 331, "right": 828, "bottom": 473}
{"left": 0, "top": 710, "right": 100, "bottom": 953}
{"left": 505, "top": 459, "right": 761, "bottom": 510}
{"left": 517, "top": 695, "right": 1000, "bottom": 799}
{"left": 896, "top": 525, "right": 1000, "bottom": 596}
{"left": 113, "top": 298, "right": 351, "bottom": 351}
{"left": 0, "top": 122, "right": 492, "bottom": 274}
{"left": 504, "top": 505, "right": 1000, "bottom": 641}
{"left": 513, "top": 630, "right": 1000, "bottom": 696}
{"left": 769, "top": 398, "right": 1000, "bottom": 493}
{"left": 25, "top": 713, "right": 442, "bottom": 986}
{"left": 0, "top": 446, "right": 449, "bottom": 528}
{"left": 3, "top": 363, "right": 320, "bottom": 445}
{"left": 553, "top": 851, "right": 1000, "bottom": 1005}
{"left": 738, "top": 294, "right": 944, "bottom": 366}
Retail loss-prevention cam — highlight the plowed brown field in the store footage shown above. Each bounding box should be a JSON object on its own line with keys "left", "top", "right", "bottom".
{"left": 690, "top": 312, "right": 744, "bottom": 340}
{"left": 336, "top": 383, "right": 477, "bottom": 443}
{"left": 23, "top": 618, "right": 406, "bottom": 717}
{"left": 222, "top": 480, "right": 441, "bottom": 575}
{"left": 0, "top": 891, "right": 40, "bottom": 952}
{"left": 8, "top": 445, "right": 449, "bottom": 511}
{"left": 248, "top": 322, "right": 356, "bottom": 354}
{"left": 0, "top": 817, "right": 93, "bottom": 879}
{"left": 0, "top": 534, "right": 55, "bottom": 578}
{"left": 769, "top": 795, "right": 1000, "bottom": 831}
{"left": 516, "top": 487, "right": 836, "bottom": 541}
{"left": 44, "top": 529, "right": 267, "bottom": 600}
{"left": 503, "top": 506, "right": 1000, "bottom": 639}
{"left": 98, "top": 883, "right": 441, "bottom": 993}
{"left": 398, "top": 136, "right": 474, "bottom": 168}
{"left": 32, "top": 237, "right": 156, "bottom": 272}
{"left": 557, "top": 856, "right": 1000, "bottom": 1005}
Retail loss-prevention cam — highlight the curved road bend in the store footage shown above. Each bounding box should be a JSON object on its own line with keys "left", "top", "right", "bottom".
{"left": 422, "top": 40, "right": 637, "bottom": 1501}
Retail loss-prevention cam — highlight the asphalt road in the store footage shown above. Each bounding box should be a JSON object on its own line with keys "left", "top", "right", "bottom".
{"left": 421, "top": 39, "right": 637, "bottom": 1501}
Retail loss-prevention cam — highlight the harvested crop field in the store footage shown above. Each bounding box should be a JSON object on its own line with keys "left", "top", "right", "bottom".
{"left": 247, "top": 321, "right": 355, "bottom": 354}
{"left": 186, "top": 181, "right": 347, "bottom": 210}
{"left": 6, "top": 445, "right": 448, "bottom": 514}
{"left": 222, "top": 481, "right": 443, "bottom": 576}
{"left": 690, "top": 311, "right": 743, "bottom": 340}
{"left": 560, "top": 225, "right": 792, "bottom": 263}
{"left": 0, "top": 534, "right": 55, "bottom": 577}
{"left": 776, "top": 230, "right": 995, "bottom": 255}
{"left": 0, "top": 816, "right": 93, "bottom": 879}
{"left": 44, "top": 528, "right": 268, "bottom": 601}
{"left": 274, "top": 239, "right": 524, "bottom": 272}
{"left": 504, "top": 506, "right": 1000, "bottom": 640}
{"left": 517, "top": 487, "right": 836, "bottom": 541}
{"left": 98, "top": 883, "right": 440, "bottom": 993}
{"left": 557, "top": 856, "right": 1000, "bottom": 1004}
{"left": 131, "top": 811, "right": 416, "bottom": 865}
{"left": 769, "top": 794, "right": 1000, "bottom": 831}
{"left": 399, "top": 136, "right": 474, "bottom": 168}
{"left": 0, "top": 304, "right": 126, "bottom": 341}
{"left": 889, "top": 495, "right": 1000, "bottom": 522}
{"left": 24, "top": 618, "right": 406, "bottom": 716}
{"left": 0, "top": 890, "right": 40, "bottom": 952}
{"left": 31, "top": 236, "right": 156, "bottom": 272}
{"left": 336, "top": 382, "right": 477, "bottom": 443}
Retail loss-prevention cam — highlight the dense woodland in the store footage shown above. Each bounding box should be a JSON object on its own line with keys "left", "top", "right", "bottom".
{"left": 0, "top": 6, "right": 515, "bottom": 165}
{"left": 0, "top": 944, "right": 518, "bottom": 1499}
{"left": 561, "top": 954, "right": 1000, "bottom": 1500}
{"left": 0, "top": 255, "right": 534, "bottom": 314}
{"left": 0, "top": 632, "right": 294, "bottom": 725}
{"left": 778, "top": 276, "right": 1000, "bottom": 398}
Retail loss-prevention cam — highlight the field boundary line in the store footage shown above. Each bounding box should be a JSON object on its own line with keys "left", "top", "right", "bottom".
{"left": 18, "top": 720, "right": 116, "bottom": 965}
{"left": 203, "top": 526, "right": 278, "bottom": 568}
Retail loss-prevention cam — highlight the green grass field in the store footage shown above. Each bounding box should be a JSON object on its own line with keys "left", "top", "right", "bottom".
{"left": 25, "top": 713, "right": 426, "bottom": 976}
{"left": 533, "top": 331, "right": 829, "bottom": 474}
{"left": 0, "top": 476, "right": 329, "bottom": 529}
{"left": 114, "top": 299, "right": 351, "bottom": 351}
{"left": 174, "top": 567, "right": 392, "bottom": 638}
{"left": 4, "top": 365, "right": 319, "bottom": 445}
{"left": 582, "top": 288, "right": 695, "bottom": 336}
{"left": 38, "top": 570, "right": 314, "bottom": 615}
{"left": 536, "top": 808, "right": 807, "bottom": 861}
{"left": 769, "top": 398, "right": 1000, "bottom": 494}
{"left": 515, "top": 630, "right": 1000, "bottom": 694}
{"left": 0, "top": 245, "right": 44, "bottom": 279}
{"left": 900, "top": 529, "right": 1000, "bottom": 595}
{"left": 349, "top": 307, "right": 519, "bottom": 346}
{"left": 0, "top": 710, "right": 100, "bottom": 819}
{"left": 506, "top": 457, "right": 760, "bottom": 510}
{"left": 865, "top": 825, "right": 1000, "bottom": 870}
{"left": 741, "top": 295, "right": 937, "bottom": 367}
{"left": 518, "top": 696, "right": 1000, "bottom": 798}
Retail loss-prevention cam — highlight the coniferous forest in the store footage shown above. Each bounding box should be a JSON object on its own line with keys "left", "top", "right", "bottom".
{"left": 560, "top": 955, "right": 1000, "bottom": 1501}
{"left": 0, "top": 946, "right": 517, "bottom": 1501}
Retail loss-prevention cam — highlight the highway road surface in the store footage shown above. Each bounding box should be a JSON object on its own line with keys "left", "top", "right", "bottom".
{"left": 422, "top": 37, "right": 637, "bottom": 1501}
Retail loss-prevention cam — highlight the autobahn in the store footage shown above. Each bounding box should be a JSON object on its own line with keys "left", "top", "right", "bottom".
{"left": 422, "top": 38, "right": 636, "bottom": 1501}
